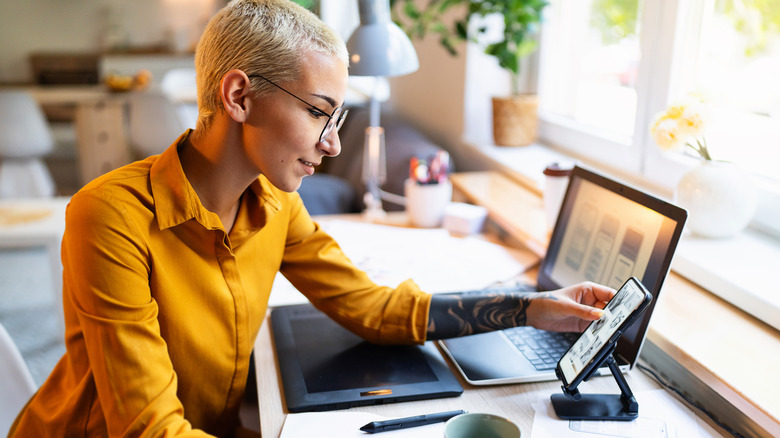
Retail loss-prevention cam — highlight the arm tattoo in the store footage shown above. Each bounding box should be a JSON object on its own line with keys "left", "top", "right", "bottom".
{"left": 426, "top": 292, "right": 530, "bottom": 340}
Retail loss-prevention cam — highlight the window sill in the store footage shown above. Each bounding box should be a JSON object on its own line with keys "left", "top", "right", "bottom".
{"left": 456, "top": 140, "right": 780, "bottom": 331}
{"left": 674, "top": 229, "right": 780, "bottom": 332}
{"left": 451, "top": 140, "right": 780, "bottom": 437}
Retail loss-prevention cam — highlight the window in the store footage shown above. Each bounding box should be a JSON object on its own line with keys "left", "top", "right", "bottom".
{"left": 539, "top": 0, "right": 641, "bottom": 139}
{"left": 675, "top": 0, "right": 780, "bottom": 182}
{"left": 536, "top": 0, "right": 780, "bottom": 235}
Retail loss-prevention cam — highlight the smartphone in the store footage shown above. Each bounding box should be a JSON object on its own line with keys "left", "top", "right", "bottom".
{"left": 556, "top": 277, "right": 652, "bottom": 390}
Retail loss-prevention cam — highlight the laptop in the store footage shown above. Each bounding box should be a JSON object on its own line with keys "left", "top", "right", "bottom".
{"left": 438, "top": 165, "right": 687, "bottom": 385}
{"left": 270, "top": 303, "right": 463, "bottom": 412}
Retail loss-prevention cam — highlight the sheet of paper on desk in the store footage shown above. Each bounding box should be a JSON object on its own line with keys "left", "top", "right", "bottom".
{"left": 279, "top": 411, "right": 445, "bottom": 438}
{"left": 269, "top": 219, "right": 539, "bottom": 307}
{"left": 531, "top": 389, "right": 724, "bottom": 438}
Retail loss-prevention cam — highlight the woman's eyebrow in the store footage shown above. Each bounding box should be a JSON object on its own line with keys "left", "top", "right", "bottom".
{"left": 311, "top": 93, "right": 339, "bottom": 109}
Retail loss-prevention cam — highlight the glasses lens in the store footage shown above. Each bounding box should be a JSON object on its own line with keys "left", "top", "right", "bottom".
{"left": 335, "top": 109, "right": 348, "bottom": 131}
{"left": 319, "top": 107, "right": 347, "bottom": 143}
{"left": 320, "top": 119, "right": 334, "bottom": 143}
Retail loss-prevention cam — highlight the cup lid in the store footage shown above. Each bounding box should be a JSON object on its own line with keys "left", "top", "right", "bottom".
{"left": 543, "top": 162, "right": 573, "bottom": 177}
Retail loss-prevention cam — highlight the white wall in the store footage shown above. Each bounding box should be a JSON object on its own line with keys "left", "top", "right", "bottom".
{"left": 388, "top": 35, "right": 468, "bottom": 149}
{"left": 0, "top": 0, "right": 219, "bottom": 83}
{"left": 387, "top": 12, "right": 515, "bottom": 159}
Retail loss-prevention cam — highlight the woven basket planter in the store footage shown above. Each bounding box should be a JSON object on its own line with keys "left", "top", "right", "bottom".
{"left": 491, "top": 94, "right": 539, "bottom": 147}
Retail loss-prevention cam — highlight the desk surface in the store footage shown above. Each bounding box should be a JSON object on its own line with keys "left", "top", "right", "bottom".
{"left": 253, "top": 307, "right": 667, "bottom": 437}
{"left": 252, "top": 209, "right": 725, "bottom": 437}
{"left": 0, "top": 197, "right": 69, "bottom": 243}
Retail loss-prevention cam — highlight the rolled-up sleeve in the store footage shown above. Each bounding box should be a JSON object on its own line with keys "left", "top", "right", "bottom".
{"left": 279, "top": 195, "right": 431, "bottom": 345}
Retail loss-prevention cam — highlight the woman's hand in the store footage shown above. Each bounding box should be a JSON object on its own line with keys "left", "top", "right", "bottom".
{"left": 527, "top": 282, "right": 615, "bottom": 333}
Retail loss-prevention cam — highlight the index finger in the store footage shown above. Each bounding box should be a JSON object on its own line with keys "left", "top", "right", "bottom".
{"left": 588, "top": 283, "right": 616, "bottom": 303}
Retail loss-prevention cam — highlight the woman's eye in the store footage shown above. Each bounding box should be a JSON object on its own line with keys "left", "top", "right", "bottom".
{"left": 308, "top": 108, "right": 325, "bottom": 118}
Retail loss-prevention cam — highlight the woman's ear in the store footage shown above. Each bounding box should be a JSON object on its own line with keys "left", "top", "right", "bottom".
{"left": 220, "top": 70, "right": 253, "bottom": 123}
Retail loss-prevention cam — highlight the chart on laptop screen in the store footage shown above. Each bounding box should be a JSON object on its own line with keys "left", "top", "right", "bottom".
{"left": 550, "top": 178, "right": 665, "bottom": 289}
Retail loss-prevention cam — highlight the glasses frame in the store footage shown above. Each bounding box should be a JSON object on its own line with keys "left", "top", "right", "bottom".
{"left": 249, "top": 74, "right": 348, "bottom": 143}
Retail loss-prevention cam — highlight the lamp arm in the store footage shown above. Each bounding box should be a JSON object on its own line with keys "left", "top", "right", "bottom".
{"left": 369, "top": 81, "right": 382, "bottom": 127}
{"left": 378, "top": 189, "right": 406, "bottom": 206}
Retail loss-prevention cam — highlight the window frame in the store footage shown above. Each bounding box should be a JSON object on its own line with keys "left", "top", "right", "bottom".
{"left": 535, "top": 0, "right": 780, "bottom": 236}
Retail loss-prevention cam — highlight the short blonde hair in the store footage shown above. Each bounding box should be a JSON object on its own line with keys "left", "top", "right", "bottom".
{"left": 194, "top": 0, "right": 348, "bottom": 130}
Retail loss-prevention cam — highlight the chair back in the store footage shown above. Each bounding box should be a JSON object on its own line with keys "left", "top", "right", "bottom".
{"left": 161, "top": 68, "right": 198, "bottom": 130}
{"left": 0, "top": 321, "right": 36, "bottom": 436}
{"left": 160, "top": 68, "right": 197, "bottom": 103}
{"left": 128, "top": 92, "right": 186, "bottom": 158}
{"left": 0, "top": 90, "right": 54, "bottom": 158}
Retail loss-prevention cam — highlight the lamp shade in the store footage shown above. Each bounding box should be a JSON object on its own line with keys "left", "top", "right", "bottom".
{"left": 346, "top": 0, "right": 419, "bottom": 77}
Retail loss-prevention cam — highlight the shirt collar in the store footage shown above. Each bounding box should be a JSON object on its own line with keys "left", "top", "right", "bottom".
{"left": 149, "top": 130, "right": 281, "bottom": 231}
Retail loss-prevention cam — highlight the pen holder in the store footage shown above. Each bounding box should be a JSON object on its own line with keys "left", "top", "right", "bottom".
{"left": 404, "top": 178, "right": 452, "bottom": 228}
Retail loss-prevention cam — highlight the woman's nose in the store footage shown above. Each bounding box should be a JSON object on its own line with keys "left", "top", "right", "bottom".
{"left": 318, "top": 130, "right": 341, "bottom": 157}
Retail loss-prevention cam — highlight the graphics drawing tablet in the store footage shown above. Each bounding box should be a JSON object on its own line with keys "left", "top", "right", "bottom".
{"left": 270, "top": 303, "right": 463, "bottom": 412}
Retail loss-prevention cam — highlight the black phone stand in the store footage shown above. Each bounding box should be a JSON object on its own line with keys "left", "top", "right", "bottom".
{"left": 551, "top": 343, "right": 638, "bottom": 421}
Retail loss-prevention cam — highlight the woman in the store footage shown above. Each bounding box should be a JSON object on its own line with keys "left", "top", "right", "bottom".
{"left": 10, "top": 1, "right": 613, "bottom": 436}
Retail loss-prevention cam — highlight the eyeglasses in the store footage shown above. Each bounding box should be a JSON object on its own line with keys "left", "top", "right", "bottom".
{"left": 249, "top": 74, "right": 348, "bottom": 143}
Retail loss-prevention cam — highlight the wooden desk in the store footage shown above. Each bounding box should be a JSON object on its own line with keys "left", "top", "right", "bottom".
{"left": 253, "top": 307, "right": 667, "bottom": 437}
{"left": 251, "top": 210, "right": 723, "bottom": 437}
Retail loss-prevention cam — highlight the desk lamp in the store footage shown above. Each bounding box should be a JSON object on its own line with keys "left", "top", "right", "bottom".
{"left": 346, "top": 0, "right": 419, "bottom": 220}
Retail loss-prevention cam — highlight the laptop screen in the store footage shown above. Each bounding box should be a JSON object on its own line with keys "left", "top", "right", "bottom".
{"left": 537, "top": 166, "right": 687, "bottom": 364}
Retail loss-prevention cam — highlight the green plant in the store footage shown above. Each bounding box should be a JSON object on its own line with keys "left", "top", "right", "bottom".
{"left": 291, "top": 0, "right": 319, "bottom": 14}
{"left": 719, "top": 0, "right": 780, "bottom": 56}
{"left": 590, "top": 0, "right": 638, "bottom": 45}
{"left": 391, "top": 0, "right": 549, "bottom": 95}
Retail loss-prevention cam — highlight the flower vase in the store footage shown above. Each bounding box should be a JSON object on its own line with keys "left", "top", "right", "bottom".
{"left": 675, "top": 161, "right": 757, "bottom": 238}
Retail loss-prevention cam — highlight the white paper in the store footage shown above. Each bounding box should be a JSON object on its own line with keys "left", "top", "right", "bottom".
{"left": 269, "top": 219, "right": 539, "bottom": 307}
{"left": 279, "top": 411, "right": 445, "bottom": 438}
{"left": 531, "top": 389, "right": 725, "bottom": 438}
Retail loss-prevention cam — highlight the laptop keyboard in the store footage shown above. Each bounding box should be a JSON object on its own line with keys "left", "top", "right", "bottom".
{"left": 445, "top": 284, "right": 579, "bottom": 371}
{"left": 503, "top": 327, "right": 578, "bottom": 370}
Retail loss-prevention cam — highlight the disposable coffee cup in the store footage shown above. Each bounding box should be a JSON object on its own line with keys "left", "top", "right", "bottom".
{"left": 404, "top": 178, "right": 452, "bottom": 228}
{"left": 543, "top": 162, "right": 573, "bottom": 231}
{"left": 443, "top": 412, "right": 521, "bottom": 438}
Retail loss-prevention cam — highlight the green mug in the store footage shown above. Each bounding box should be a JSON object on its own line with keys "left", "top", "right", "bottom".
{"left": 443, "top": 413, "right": 521, "bottom": 438}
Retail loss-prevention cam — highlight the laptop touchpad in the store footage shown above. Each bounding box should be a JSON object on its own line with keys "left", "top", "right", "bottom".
{"left": 445, "top": 332, "right": 535, "bottom": 381}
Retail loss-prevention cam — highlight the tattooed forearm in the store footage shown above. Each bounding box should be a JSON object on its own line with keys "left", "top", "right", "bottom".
{"left": 426, "top": 292, "right": 537, "bottom": 340}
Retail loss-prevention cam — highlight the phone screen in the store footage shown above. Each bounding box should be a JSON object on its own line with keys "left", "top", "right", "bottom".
{"left": 559, "top": 278, "right": 649, "bottom": 385}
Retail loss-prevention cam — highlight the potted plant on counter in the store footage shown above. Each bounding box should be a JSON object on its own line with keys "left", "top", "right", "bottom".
{"left": 391, "top": 0, "right": 549, "bottom": 146}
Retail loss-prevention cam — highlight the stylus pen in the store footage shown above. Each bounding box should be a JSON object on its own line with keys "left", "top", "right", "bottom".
{"left": 359, "top": 409, "right": 467, "bottom": 434}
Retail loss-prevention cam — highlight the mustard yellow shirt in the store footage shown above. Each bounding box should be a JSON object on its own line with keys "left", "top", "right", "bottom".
{"left": 11, "top": 132, "right": 431, "bottom": 437}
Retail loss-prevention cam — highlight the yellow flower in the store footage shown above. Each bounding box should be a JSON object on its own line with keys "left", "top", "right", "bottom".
{"left": 650, "top": 96, "right": 712, "bottom": 161}
{"left": 677, "top": 104, "right": 705, "bottom": 137}
{"left": 650, "top": 115, "right": 684, "bottom": 151}
{"left": 664, "top": 103, "right": 686, "bottom": 119}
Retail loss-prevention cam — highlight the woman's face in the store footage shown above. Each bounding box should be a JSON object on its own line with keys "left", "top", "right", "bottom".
{"left": 244, "top": 51, "right": 348, "bottom": 192}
